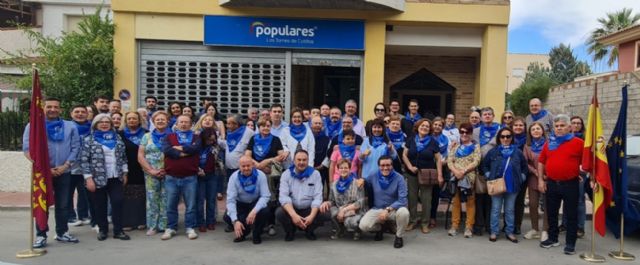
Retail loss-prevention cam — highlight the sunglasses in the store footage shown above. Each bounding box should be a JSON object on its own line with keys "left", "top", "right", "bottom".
{"left": 500, "top": 134, "right": 512, "bottom": 139}
{"left": 459, "top": 130, "right": 469, "bottom": 135}
{"left": 503, "top": 116, "right": 513, "bottom": 119}
{"left": 375, "top": 108, "right": 386, "bottom": 112}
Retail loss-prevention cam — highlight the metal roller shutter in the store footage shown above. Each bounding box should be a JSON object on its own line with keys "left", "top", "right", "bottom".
{"left": 139, "top": 41, "right": 288, "bottom": 116}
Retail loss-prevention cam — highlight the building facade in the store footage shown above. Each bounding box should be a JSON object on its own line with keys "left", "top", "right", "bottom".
{"left": 112, "top": 0, "right": 510, "bottom": 121}
{"left": 506, "top": 53, "right": 549, "bottom": 93}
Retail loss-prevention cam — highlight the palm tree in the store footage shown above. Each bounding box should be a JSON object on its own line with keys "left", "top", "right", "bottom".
{"left": 586, "top": 8, "right": 640, "bottom": 67}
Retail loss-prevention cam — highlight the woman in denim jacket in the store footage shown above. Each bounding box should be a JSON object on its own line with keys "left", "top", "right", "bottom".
{"left": 81, "top": 113, "right": 130, "bottom": 241}
{"left": 481, "top": 127, "right": 527, "bottom": 243}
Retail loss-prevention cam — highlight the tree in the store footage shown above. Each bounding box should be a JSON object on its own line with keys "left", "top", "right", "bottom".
{"left": 548, "top": 43, "right": 591, "bottom": 83}
{"left": 3, "top": 7, "right": 115, "bottom": 113}
{"left": 586, "top": 8, "right": 640, "bottom": 67}
{"left": 509, "top": 74, "right": 557, "bottom": 116}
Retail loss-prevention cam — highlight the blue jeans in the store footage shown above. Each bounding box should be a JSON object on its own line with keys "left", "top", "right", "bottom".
{"left": 563, "top": 176, "right": 586, "bottom": 230}
{"left": 197, "top": 173, "right": 219, "bottom": 226}
{"left": 68, "top": 174, "right": 90, "bottom": 220}
{"left": 165, "top": 175, "right": 198, "bottom": 230}
{"left": 37, "top": 172, "right": 72, "bottom": 237}
{"left": 490, "top": 192, "right": 518, "bottom": 235}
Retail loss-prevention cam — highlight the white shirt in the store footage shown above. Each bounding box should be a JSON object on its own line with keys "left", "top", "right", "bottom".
{"left": 102, "top": 146, "right": 118, "bottom": 178}
{"left": 279, "top": 124, "right": 315, "bottom": 167}
{"left": 221, "top": 127, "right": 254, "bottom": 169}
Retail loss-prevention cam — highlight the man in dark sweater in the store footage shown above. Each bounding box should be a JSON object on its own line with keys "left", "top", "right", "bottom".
{"left": 161, "top": 115, "right": 202, "bottom": 240}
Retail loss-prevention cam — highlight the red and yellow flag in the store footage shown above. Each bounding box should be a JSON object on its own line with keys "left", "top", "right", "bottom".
{"left": 29, "top": 69, "right": 54, "bottom": 231}
{"left": 581, "top": 85, "right": 612, "bottom": 237}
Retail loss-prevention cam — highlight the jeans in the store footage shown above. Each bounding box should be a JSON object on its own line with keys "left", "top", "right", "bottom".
{"left": 197, "top": 173, "right": 219, "bottom": 226}
{"left": 37, "top": 172, "right": 72, "bottom": 237}
{"left": 474, "top": 193, "right": 491, "bottom": 233}
{"left": 547, "top": 178, "right": 579, "bottom": 246}
{"left": 490, "top": 192, "right": 518, "bottom": 235}
{"left": 90, "top": 178, "right": 124, "bottom": 235}
{"left": 562, "top": 176, "right": 586, "bottom": 230}
{"left": 165, "top": 175, "right": 198, "bottom": 230}
{"left": 68, "top": 174, "right": 90, "bottom": 220}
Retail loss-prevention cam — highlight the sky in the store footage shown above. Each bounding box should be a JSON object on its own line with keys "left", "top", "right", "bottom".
{"left": 508, "top": 0, "right": 640, "bottom": 73}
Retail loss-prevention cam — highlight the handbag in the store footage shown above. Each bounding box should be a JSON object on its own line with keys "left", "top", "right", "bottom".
{"left": 487, "top": 157, "right": 510, "bottom": 196}
{"left": 414, "top": 146, "right": 438, "bottom": 186}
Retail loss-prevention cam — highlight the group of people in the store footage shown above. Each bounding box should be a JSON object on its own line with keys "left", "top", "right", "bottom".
{"left": 23, "top": 95, "right": 590, "bottom": 253}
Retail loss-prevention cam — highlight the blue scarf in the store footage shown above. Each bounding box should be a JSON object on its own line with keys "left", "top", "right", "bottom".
{"left": 289, "top": 166, "right": 315, "bottom": 180}
{"left": 499, "top": 144, "right": 515, "bottom": 158}
{"left": 347, "top": 115, "right": 360, "bottom": 126}
{"left": 479, "top": 123, "right": 500, "bottom": 146}
{"left": 339, "top": 143, "right": 356, "bottom": 160}
{"left": 435, "top": 133, "right": 449, "bottom": 156}
{"left": 530, "top": 109, "right": 548, "bottom": 122}
{"left": 530, "top": 137, "right": 545, "bottom": 154}
{"left": 226, "top": 126, "right": 246, "bottom": 152}
{"left": 151, "top": 129, "right": 167, "bottom": 149}
{"left": 473, "top": 123, "right": 481, "bottom": 129}
{"left": 199, "top": 146, "right": 212, "bottom": 168}
{"left": 503, "top": 155, "right": 514, "bottom": 192}
{"left": 238, "top": 168, "right": 258, "bottom": 194}
{"left": 415, "top": 135, "right": 432, "bottom": 153}
{"left": 168, "top": 116, "right": 177, "bottom": 128}
{"left": 514, "top": 133, "right": 527, "bottom": 149}
{"left": 325, "top": 119, "right": 341, "bottom": 138}
{"left": 46, "top": 118, "right": 65, "bottom": 142}
{"left": 175, "top": 130, "right": 193, "bottom": 145}
{"left": 548, "top": 133, "right": 574, "bottom": 151}
{"left": 94, "top": 130, "right": 117, "bottom": 149}
{"left": 336, "top": 173, "right": 356, "bottom": 194}
{"left": 370, "top": 135, "right": 385, "bottom": 148}
{"left": 73, "top": 121, "right": 91, "bottom": 137}
{"left": 124, "top": 127, "right": 145, "bottom": 145}
{"left": 386, "top": 129, "right": 405, "bottom": 150}
{"left": 252, "top": 134, "right": 273, "bottom": 161}
{"left": 404, "top": 112, "right": 422, "bottom": 125}
{"left": 455, "top": 143, "right": 475, "bottom": 158}
{"left": 289, "top": 123, "right": 307, "bottom": 142}
{"left": 377, "top": 170, "right": 398, "bottom": 190}
{"left": 444, "top": 123, "right": 456, "bottom": 130}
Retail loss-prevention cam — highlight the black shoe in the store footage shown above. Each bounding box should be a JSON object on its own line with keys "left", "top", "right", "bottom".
{"left": 489, "top": 234, "right": 497, "bottom": 242}
{"left": 577, "top": 229, "right": 585, "bottom": 238}
{"left": 305, "top": 231, "right": 317, "bottom": 241}
{"left": 506, "top": 234, "right": 518, "bottom": 243}
{"left": 564, "top": 245, "right": 576, "bottom": 255}
{"left": 514, "top": 227, "right": 521, "bottom": 235}
{"left": 284, "top": 232, "right": 295, "bottom": 242}
{"left": 113, "top": 232, "right": 130, "bottom": 240}
{"left": 233, "top": 236, "right": 246, "bottom": 243}
{"left": 473, "top": 228, "right": 483, "bottom": 236}
{"left": 225, "top": 225, "right": 234, "bottom": 233}
{"left": 393, "top": 236, "right": 403, "bottom": 248}
{"left": 374, "top": 231, "right": 384, "bottom": 241}
{"left": 252, "top": 237, "right": 262, "bottom": 244}
{"left": 97, "top": 232, "right": 108, "bottom": 241}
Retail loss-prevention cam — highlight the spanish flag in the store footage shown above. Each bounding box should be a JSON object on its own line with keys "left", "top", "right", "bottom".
{"left": 581, "top": 83, "right": 612, "bottom": 237}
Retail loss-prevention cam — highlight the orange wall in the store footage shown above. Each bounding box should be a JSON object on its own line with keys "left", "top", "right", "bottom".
{"left": 619, "top": 41, "right": 637, "bottom": 73}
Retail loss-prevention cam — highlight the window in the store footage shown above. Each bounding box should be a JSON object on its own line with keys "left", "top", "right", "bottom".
{"left": 636, "top": 41, "right": 640, "bottom": 70}
{"left": 512, "top": 68, "right": 525, "bottom": 78}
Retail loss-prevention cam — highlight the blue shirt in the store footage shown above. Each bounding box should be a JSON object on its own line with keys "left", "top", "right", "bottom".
{"left": 22, "top": 120, "right": 80, "bottom": 172}
{"left": 270, "top": 120, "right": 289, "bottom": 137}
{"left": 226, "top": 169, "right": 271, "bottom": 222}
{"left": 360, "top": 138, "right": 397, "bottom": 181}
{"left": 369, "top": 172, "right": 408, "bottom": 210}
{"left": 279, "top": 168, "right": 323, "bottom": 209}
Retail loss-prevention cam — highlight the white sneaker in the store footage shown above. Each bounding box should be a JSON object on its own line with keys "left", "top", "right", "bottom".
{"left": 80, "top": 218, "right": 91, "bottom": 225}
{"left": 68, "top": 219, "right": 82, "bottom": 227}
{"left": 540, "top": 231, "right": 549, "bottom": 242}
{"left": 186, "top": 228, "right": 198, "bottom": 240}
{"left": 92, "top": 225, "right": 100, "bottom": 234}
{"left": 161, "top": 229, "right": 176, "bottom": 240}
{"left": 448, "top": 228, "right": 457, "bottom": 236}
{"left": 524, "top": 229, "right": 541, "bottom": 239}
{"left": 146, "top": 228, "right": 157, "bottom": 236}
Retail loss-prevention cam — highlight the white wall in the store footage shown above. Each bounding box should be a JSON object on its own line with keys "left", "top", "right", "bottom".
{"left": 28, "top": 0, "right": 112, "bottom": 38}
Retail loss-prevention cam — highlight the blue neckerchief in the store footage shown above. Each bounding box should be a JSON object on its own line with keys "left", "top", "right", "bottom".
{"left": 530, "top": 109, "right": 548, "bottom": 122}
{"left": 124, "top": 127, "right": 145, "bottom": 145}
{"left": 548, "top": 133, "right": 574, "bottom": 151}
{"left": 252, "top": 133, "right": 273, "bottom": 161}
{"left": 73, "top": 121, "right": 91, "bottom": 137}
{"left": 386, "top": 128, "right": 405, "bottom": 150}
{"left": 479, "top": 122, "right": 500, "bottom": 146}
{"left": 93, "top": 130, "right": 117, "bottom": 149}
{"left": 435, "top": 133, "right": 449, "bottom": 156}
{"left": 377, "top": 170, "right": 398, "bottom": 190}
{"left": 289, "top": 123, "right": 307, "bottom": 142}
{"left": 347, "top": 115, "right": 360, "bottom": 126}
{"left": 371, "top": 135, "right": 385, "bottom": 148}
{"left": 46, "top": 118, "right": 65, "bottom": 142}
{"left": 473, "top": 123, "right": 481, "bottom": 129}
{"left": 404, "top": 112, "right": 422, "bottom": 125}
{"left": 514, "top": 133, "right": 527, "bottom": 149}
{"left": 444, "top": 124, "right": 456, "bottom": 130}
{"left": 238, "top": 168, "right": 258, "bottom": 194}
{"left": 530, "top": 137, "right": 545, "bottom": 154}
{"left": 175, "top": 130, "right": 193, "bottom": 145}
{"left": 415, "top": 134, "right": 432, "bottom": 153}
{"left": 339, "top": 143, "right": 356, "bottom": 160}
{"left": 289, "top": 166, "right": 314, "bottom": 180}
{"left": 151, "top": 129, "right": 167, "bottom": 149}
{"left": 455, "top": 142, "right": 475, "bottom": 158}
{"left": 325, "top": 119, "right": 341, "bottom": 138}
{"left": 573, "top": 132, "right": 584, "bottom": 139}
{"left": 199, "top": 146, "right": 212, "bottom": 168}
{"left": 226, "top": 126, "right": 246, "bottom": 152}
{"left": 499, "top": 144, "right": 515, "bottom": 158}
{"left": 168, "top": 116, "right": 177, "bottom": 128}
{"left": 336, "top": 173, "right": 356, "bottom": 194}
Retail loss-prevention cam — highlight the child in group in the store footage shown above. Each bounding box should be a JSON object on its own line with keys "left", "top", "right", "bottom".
{"left": 329, "top": 129, "right": 361, "bottom": 182}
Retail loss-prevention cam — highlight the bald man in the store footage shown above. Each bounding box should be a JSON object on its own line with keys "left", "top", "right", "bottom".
{"left": 224, "top": 156, "right": 271, "bottom": 244}
{"left": 525, "top": 98, "right": 554, "bottom": 133}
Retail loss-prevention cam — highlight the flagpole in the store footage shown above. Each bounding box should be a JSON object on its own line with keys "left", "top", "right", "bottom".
{"left": 16, "top": 64, "right": 46, "bottom": 259}
{"left": 580, "top": 79, "right": 605, "bottom": 263}
{"left": 608, "top": 213, "right": 635, "bottom": 260}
